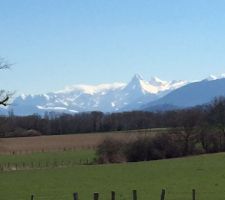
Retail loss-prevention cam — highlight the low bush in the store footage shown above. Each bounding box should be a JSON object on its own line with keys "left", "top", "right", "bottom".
{"left": 96, "top": 137, "right": 127, "bottom": 164}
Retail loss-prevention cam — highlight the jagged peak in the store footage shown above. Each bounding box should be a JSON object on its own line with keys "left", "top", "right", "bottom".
{"left": 131, "top": 73, "right": 144, "bottom": 81}
{"left": 125, "top": 74, "right": 158, "bottom": 94}
{"left": 149, "top": 76, "right": 168, "bottom": 86}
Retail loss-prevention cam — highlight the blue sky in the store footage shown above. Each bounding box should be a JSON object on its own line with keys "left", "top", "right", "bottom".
{"left": 0, "top": 0, "right": 225, "bottom": 94}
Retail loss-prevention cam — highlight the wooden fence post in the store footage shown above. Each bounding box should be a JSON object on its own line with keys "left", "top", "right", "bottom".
{"left": 192, "top": 189, "right": 196, "bottom": 200}
{"left": 73, "top": 192, "right": 78, "bottom": 200}
{"left": 94, "top": 192, "right": 99, "bottom": 200}
{"left": 160, "top": 189, "right": 165, "bottom": 200}
{"left": 133, "top": 190, "right": 137, "bottom": 200}
{"left": 111, "top": 191, "right": 115, "bottom": 200}
{"left": 31, "top": 194, "right": 34, "bottom": 200}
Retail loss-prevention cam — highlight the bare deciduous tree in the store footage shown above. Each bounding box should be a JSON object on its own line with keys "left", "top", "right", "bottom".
{"left": 0, "top": 58, "right": 12, "bottom": 106}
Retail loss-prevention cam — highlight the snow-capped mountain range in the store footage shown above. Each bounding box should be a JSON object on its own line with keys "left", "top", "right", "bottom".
{"left": 0, "top": 74, "right": 187, "bottom": 115}
{"left": 1, "top": 73, "right": 225, "bottom": 116}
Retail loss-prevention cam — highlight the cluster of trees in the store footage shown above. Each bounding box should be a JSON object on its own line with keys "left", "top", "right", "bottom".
{"left": 97, "top": 122, "right": 225, "bottom": 163}
{"left": 96, "top": 97, "right": 225, "bottom": 163}
{"left": 0, "top": 96, "right": 225, "bottom": 138}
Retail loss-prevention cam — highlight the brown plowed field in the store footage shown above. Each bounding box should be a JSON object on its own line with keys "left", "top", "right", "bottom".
{"left": 0, "top": 129, "right": 160, "bottom": 155}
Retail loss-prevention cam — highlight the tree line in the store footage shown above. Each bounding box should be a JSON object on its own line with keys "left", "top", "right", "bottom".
{"left": 0, "top": 97, "right": 225, "bottom": 139}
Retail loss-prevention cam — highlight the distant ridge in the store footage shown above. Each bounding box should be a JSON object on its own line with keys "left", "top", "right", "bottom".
{"left": 143, "top": 77, "right": 225, "bottom": 111}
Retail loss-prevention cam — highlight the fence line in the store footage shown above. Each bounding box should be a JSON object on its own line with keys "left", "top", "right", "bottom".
{"left": 29, "top": 189, "right": 198, "bottom": 200}
{"left": 0, "top": 146, "right": 97, "bottom": 156}
{"left": 0, "top": 158, "right": 94, "bottom": 172}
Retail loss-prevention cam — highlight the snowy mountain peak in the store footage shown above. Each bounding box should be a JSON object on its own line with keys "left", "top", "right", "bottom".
{"left": 126, "top": 74, "right": 158, "bottom": 94}
{"left": 131, "top": 73, "right": 144, "bottom": 82}
{"left": 149, "top": 76, "right": 168, "bottom": 86}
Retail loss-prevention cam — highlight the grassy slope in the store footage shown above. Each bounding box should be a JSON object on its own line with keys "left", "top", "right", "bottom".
{"left": 1, "top": 153, "right": 225, "bottom": 200}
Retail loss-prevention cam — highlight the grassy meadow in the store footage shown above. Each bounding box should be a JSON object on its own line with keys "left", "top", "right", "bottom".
{"left": 0, "top": 149, "right": 95, "bottom": 167}
{"left": 1, "top": 152, "right": 225, "bottom": 200}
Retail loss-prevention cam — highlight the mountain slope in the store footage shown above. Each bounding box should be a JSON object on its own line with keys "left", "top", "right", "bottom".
{"left": 143, "top": 78, "right": 225, "bottom": 110}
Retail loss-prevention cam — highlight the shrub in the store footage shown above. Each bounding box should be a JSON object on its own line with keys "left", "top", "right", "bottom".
{"left": 96, "top": 137, "right": 126, "bottom": 164}
{"left": 125, "top": 137, "right": 150, "bottom": 162}
{"left": 125, "top": 133, "right": 184, "bottom": 162}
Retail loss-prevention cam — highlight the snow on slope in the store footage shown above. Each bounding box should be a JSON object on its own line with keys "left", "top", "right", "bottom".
{"left": 55, "top": 82, "right": 126, "bottom": 95}
{"left": 149, "top": 76, "right": 188, "bottom": 91}
{"left": 144, "top": 75, "right": 225, "bottom": 111}
{"left": 204, "top": 74, "right": 225, "bottom": 81}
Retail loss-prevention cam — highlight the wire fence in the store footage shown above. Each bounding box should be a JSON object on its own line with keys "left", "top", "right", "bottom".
{"left": 0, "top": 158, "right": 94, "bottom": 172}
{"left": 2, "top": 189, "right": 224, "bottom": 200}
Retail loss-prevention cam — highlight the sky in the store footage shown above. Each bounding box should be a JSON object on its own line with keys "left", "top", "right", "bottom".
{"left": 0, "top": 0, "right": 225, "bottom": 95}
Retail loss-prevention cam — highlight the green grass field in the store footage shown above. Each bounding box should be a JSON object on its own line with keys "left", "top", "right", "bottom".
{"left": 1, "top": 152, "right": 225, "bottom": 200}
{"left": 0, "top": 150, "right": 95, "bottom": 165}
